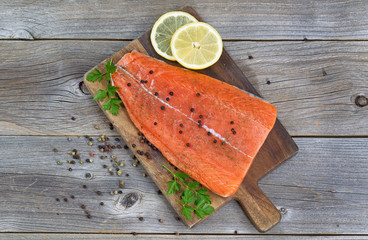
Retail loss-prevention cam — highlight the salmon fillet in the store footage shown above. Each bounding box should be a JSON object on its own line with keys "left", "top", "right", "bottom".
{"left": 111, "top": 51, "right": 277, "bottom": 197}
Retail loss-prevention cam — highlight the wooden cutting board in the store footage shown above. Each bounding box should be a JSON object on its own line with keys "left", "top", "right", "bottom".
{"left": 83, "top": 6, "right": 298, "bottom": 232}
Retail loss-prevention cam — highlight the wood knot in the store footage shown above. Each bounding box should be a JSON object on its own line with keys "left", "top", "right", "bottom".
{"left": 120, "top": 192, "right": 139, "bottom": 209}
{"left": 355, "top": 95, "right": 367, "bottom": 107}
{"left": 12, "top": 29, "right": 34, "bottom": 40}
{"left": 79, "top": 81, "right": 90, "bottom": 95}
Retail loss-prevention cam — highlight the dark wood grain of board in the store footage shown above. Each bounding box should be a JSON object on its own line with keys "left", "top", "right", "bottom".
{"left": 83, "top": 6, "right": 298, "bottom": 232}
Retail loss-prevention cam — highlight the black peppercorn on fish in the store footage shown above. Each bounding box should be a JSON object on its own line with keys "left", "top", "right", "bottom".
{"left": 111, "top": 51, "right": 277, "bottom": 197}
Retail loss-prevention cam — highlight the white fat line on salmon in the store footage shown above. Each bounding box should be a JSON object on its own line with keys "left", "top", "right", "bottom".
{"left": 150, "top": 78, "right": 155, "bottom": 88}
{"left": 117, "top": 66, "right": 253, "bottom": 160}
{"left": 201, "top": 124, "right": 252, "bottom": 158}
{"left": 198, "top": 90, "right": 271, "bottom": 130}
{"left": 127, "top": 52, "right": 270, "bottom": 129}
{"left": 110, "top": 73, "right": 114, "bottom": 86}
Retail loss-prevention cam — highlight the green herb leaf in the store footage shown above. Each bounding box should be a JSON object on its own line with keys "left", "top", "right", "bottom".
{"left": 93, "top": 89, "right": 107, "bottom": 100}
{"left": 105, "top": 59, "right": 117, "bottom": 80}
{"left": 167, "top": 180, "right": 181, "bottom": 195}
{"left": 102, "top": 99, "right": 111, "bottom": 111}
{"left": 194, "top": 202, "right": 215, "bottom": 219}
{"left": 87, "top": 68, "right": 104, "bottom": 82}
{"left": 202, "top": 203, "right": 215, "bottom": 215}
{"left": 163, "top": 166, "right": 214, "bottom": 221}
{"left": 188, "top": 181, "right": 199, "bottom": 189}
{"left": 195, "top": 198, "right": 207, "bottom": 209}
{"left": 109, "top": 102, "right": 120, "bottom": 115}
{"left": 110, "top": 97, "right": 122, "bottom": 104}
{"left": 175, "top": 172, "right": 190, "bottom": 182}
{"left": 194, "top": 208, "right": 205, "bottom": 219}
{"left": 89, "top": 58, "right": 121, "bottom": 115}
{"left": 109, "top": 97, "right": 122, "bottom": 115}
{"left": 197, "top": 188, "right": 207, "bottom": 194}
{"left": 182, "top": 206, "right": 194, "bottom": 220}
{"left": 107, "top": 83, "right": 119, "bottom": 98}
{"left": 196, "top": 188, "right": 211, "bottom": 204}
{"left": 182, "top": 188, "right": 195, "bottom": 204}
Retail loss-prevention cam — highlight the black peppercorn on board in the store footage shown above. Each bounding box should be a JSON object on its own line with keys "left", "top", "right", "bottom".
{"left": 83, "top": 6, "right": 298, "bottom": 232}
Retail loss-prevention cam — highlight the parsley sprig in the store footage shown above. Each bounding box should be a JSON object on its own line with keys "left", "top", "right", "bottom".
{"left": 87, "top": 58, "right": 116, "bottom": 82}
{"left": 87, "top": 59, "right": 121, "bottom": 115}
{"left": 163, "top": 165, "right": 215, "bottom": 220}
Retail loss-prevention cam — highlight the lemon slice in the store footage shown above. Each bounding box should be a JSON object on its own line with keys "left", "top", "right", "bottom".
{"left": 171, "top": 22, "right": 223, "bottom": 70}
{"left": 151, "top": 11, "right": 198, "bottom": 61}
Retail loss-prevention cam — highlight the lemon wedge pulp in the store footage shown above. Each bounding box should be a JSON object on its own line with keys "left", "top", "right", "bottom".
{"left": 170, "top": 22, "right": 223, "bottom": 70}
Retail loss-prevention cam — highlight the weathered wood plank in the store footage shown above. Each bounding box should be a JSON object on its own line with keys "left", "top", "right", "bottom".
{"left": 1, "top": 234, "right": 367, "bottom": 240}
{"left": 1, "top": 0, "right": 368, "bottom": 40}
{"left": 0, "top": 41, "right": 367, "bottom": 136}
{"left": 0, "top": 136, "right": 367, "bottom": 234}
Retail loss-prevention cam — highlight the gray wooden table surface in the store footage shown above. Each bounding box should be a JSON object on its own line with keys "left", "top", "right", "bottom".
{"left": 1, "top": 0, "right": 367, "bottom": 239}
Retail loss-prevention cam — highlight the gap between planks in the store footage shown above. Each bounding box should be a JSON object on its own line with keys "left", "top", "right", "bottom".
{"left": 1, "top": 232, "right": 368, "bottom": 236}
{"left": 2, "top": 38, "right": 368, "bottom": 42}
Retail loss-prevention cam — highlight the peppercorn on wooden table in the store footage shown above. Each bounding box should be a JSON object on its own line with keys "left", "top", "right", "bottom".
{"left": 0, "top": 1, "right": 367, "bottom": 240}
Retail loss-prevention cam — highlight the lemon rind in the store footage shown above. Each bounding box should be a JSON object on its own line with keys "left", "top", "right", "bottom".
{"left": 150, "top": 11, "right": 198, "bottom": 61}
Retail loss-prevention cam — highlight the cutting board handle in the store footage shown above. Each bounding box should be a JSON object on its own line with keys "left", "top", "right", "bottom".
{"left": 234, "top": 181, "right": 281, "bottom": 232}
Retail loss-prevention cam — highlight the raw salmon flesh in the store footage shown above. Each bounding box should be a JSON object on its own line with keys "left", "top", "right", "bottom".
{"left": 111, "top": 51, "right": 277, "bottom": 197}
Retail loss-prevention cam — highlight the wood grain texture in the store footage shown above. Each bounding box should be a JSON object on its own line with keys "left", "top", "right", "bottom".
{"left": 1, "top": 1, "right": 367, "bottom": 237}
{"left": 1, "top": 0, "right": 368, "bottom": 40}
{"left": 0, "top": 136, "right": 367, "bottom": 234}
{"left": 0, "top": 40, "right": 367, "bottom": 136}
{"left": 1, "top": 234, "right": 368, "bottom": 240}
{"left": 82, "top": 6, "right": 297, "bottom": 231}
